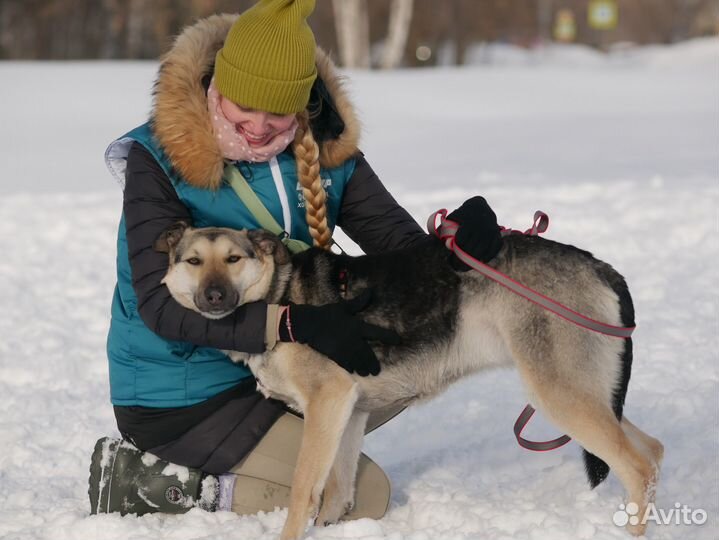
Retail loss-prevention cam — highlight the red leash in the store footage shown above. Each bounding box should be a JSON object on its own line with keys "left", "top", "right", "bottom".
{"left": 427, "top": 209, "right": 635, "bottom": 451}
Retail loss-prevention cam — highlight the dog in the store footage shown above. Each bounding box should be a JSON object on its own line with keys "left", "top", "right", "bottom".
{"left": 155, "top": 221, "right": 664, "bottom": 540}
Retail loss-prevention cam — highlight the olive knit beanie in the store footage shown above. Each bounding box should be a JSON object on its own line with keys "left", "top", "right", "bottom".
{"left": 214, "top": 0, "right": 317, "bottom": 115}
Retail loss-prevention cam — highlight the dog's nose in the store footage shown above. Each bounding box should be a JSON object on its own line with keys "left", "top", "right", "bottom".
{"left": 205, "top": 286, "right": 225, "bottom": 306}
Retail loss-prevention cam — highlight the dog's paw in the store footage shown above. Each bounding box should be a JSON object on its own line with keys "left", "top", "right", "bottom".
{"left": 315, "top": 497, "right": 353, "bottom": 526}
{"left": 224, "top": 350, "right": 250, "bottom": 364}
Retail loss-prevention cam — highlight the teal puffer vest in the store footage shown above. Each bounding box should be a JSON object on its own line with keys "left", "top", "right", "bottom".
{"left": 105, "top": 123, "right": 355, "bottom": 407}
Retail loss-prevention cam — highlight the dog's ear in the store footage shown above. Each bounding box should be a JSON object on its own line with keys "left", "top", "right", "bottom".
{"left": 154, "top": 221, "right": 190, "bottom": 253}
{"left": 248, "top": 229, "right": 291, "bottom": 265}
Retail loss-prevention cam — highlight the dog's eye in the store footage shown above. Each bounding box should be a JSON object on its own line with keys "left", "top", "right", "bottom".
{"left": 186, "top": 257, "right": 202, "bottom": 266}
{"left": 227, "top": 255, "right": 241, "bottom": 264}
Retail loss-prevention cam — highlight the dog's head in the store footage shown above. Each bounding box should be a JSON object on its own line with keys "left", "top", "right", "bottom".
{"left": 155, "top": 222, "right": 290, "bottom": 319}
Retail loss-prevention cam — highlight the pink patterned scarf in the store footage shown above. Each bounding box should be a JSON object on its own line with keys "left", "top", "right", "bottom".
{"left": 207, "top": 77, "right": 298, "bottom": 163}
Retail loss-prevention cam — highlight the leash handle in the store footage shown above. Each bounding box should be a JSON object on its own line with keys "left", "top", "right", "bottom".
{"left": 499, "top": 210, "right": 549, "bottom": 237}
{"left": 224, "top": 164, "right": 311, "bottom": 254}
{"left": 513, "top": 405, "right": 572, "bottom": 452}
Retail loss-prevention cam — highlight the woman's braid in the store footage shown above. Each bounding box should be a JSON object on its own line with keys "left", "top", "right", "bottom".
{"left": 293, "top": 111, "right": 332, "bottom": 249}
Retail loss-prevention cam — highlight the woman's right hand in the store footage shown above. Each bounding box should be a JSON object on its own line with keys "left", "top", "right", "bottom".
{"left": 277, "top": 290, "right": 399, "bottom": 376}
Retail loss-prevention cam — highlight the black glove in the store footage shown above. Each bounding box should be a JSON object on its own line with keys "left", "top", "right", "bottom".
{"left": 446, "top": 196, "right": 503, "bottom": 271}
{"left": 278, "top": 290, "right": 399, "bottom": 376}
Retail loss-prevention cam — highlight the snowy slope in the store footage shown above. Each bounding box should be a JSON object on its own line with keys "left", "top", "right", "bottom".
{"left": 0, "top": 39, "right": 717, "bottom": 540}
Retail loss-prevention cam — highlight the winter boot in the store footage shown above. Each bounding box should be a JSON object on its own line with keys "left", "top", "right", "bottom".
{"left": 88, "top": 437, "right": 218, "bottom": 515}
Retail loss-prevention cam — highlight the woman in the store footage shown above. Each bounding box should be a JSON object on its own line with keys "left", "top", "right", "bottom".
{"left": 91, "top": 0, "right": 502, "bottom": 520}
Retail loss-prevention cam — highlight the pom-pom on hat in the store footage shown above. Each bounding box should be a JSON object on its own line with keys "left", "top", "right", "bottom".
{"left": 214, "top": 0, "right": 318, "bottom": 115}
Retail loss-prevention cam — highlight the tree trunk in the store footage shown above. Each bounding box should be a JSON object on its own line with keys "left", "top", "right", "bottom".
{"left": 332, "top": 0, "right": 370, "bottom": 68}
{"left": 380, "top": 0, "right": 414, "bottom": 69}
{"left": 103, "top": 0, "right": 129, "bottom": 58}
{"left": 126, "top": 0, "right": 148, "bottom": 58}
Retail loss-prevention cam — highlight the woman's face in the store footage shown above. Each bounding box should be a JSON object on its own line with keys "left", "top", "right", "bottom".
{"left": 219, "top": 96, "right": 296, "bottom": 148}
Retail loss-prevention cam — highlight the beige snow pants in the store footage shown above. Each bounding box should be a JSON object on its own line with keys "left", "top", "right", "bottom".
{"left": 229, "top": 404, "right": 404, "bottom": 520}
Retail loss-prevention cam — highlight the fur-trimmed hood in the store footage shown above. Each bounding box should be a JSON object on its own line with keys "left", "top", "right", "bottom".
{"left": 152, "top": 14, "right": 360, "bottom": 190}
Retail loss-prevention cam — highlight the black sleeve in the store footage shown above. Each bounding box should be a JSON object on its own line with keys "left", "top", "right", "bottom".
{"left": 123, "top": 142, "right": 267, "bottom": 354}
{"left": 337, "top": 153, "right": 428, "bottom": 254}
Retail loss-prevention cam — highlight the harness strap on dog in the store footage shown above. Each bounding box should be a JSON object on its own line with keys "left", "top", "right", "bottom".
{"left": 427, "top": 208, "right": 636, "bottom": 451}
{"left": 337, "top": 267, "right": 350, "bottom": 298}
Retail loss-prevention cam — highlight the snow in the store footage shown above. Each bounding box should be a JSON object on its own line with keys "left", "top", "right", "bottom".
{"left": 140, "top": 452, "right": 159, "bottom": 467}
{"left": 0, "top": 38, "right": 717, "bottom": 540}
{"left": 161, "top": 463, "right": 191, "bottom": 485}
{"left": 199, "top": 475, "right": 219, "bottom": 511}
{"left": 135, "top": 488, "right": 159, "bottom": 510}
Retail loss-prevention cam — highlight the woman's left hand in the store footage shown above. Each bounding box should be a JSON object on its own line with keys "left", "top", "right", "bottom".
{"left": 446, "top": 196, "right": 503, "bottom": 270}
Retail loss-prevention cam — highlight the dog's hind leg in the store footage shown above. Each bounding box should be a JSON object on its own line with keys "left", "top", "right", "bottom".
{"left": 315, "top": 409, "right": 369, "bottom": 526}
{"left": 621, "top": 416, "right": 664, "bottom": 469}
{"left": 519, "top": 370, "right": 660, "bottom": 537}
{"left": 280, "top": 374, "right": 358, "bottom": 540}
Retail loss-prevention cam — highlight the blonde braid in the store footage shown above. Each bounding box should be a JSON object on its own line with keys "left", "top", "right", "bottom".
{"left": 293, "top": 111, "right": 332, "bottom": 249}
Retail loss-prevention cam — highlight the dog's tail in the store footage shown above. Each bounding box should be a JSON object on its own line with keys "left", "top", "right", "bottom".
{"left": 583, "top": 272, "right": 635, "bottom": 488}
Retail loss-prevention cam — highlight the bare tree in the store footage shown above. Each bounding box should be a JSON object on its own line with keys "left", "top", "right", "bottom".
{"left": 332, "top": 0, "right": 370, "bottom": 68}
{"left": 671, "top": 0, "right": 711, "bottom": 41}
{"left": 125, "top": 0, "right": 148, "bottom": 58}
{"left": 1, "top": 0, "right": 715, "bottom": 61}
{"left": 380, "top": 0, "right": 413, "bottom": 69}
{"left": 691, "top": 0, "right": 719, "bottom": 36}
{"left": 98, "top": 0, "right": 126, "bottom": 58}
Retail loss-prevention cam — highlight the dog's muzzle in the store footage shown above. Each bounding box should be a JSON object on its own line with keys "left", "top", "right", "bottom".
{"left": 195, "top": 284, "right": 239, "bottom": 318}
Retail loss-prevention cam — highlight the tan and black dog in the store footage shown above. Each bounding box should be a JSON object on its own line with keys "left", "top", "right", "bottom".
{"left": 155, "top": 222, "right": 663, "bottom": 540}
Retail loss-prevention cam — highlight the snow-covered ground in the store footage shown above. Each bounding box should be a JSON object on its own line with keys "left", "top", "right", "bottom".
{"left": 0, "top": 39, "right": 717, "bottom": 540}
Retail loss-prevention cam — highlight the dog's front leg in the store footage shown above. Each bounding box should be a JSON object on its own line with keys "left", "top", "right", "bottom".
{"left": 223, "top": 349, "right": 250, "bottom": 364}
{"left": 315, "top": 409, "right": 369, "bottom": 526}
{"left": 280, "top": 374, "right": 359, "bottom": 540}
